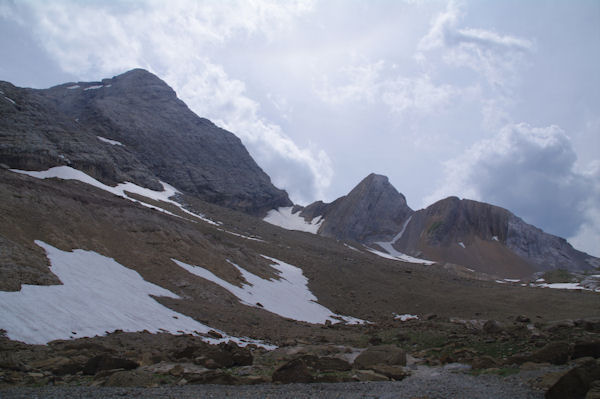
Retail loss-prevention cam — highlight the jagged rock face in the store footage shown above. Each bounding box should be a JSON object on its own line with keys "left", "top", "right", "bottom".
{"left": 394, "top": 196, "right": 596, "bottom": 276}
{"left": 0, "top": 69, "right": 291, "bottom": 215}
{"left": 308, "top": 174, "right": 414, "bottom": 243}
{"left": 506, "top": 216, "right": 593, "bottom": 272}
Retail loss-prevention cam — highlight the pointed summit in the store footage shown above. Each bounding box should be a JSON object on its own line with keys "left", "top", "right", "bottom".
{"left": 305, "top": 173, "right": 413, "bottom": 242}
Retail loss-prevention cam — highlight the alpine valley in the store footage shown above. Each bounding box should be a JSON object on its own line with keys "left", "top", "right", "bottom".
{"left": 1, "top": 70, "right": 599, "bottom": 398}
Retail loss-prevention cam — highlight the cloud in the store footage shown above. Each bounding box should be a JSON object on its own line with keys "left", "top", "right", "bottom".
{"left": 3, "top": 0, "right": 328, "bottom": 203}
{"left": 425, "top": 123, "right": 600, "bottom": 256}
{"left": 315, "top": 60, "right": 457, "bottom": 115}
{"left": 417, "top": 0, "right": 534, "bottom": 91}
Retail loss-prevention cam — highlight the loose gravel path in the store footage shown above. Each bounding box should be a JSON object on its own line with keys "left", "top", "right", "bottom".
{"left": 0, "top": 364, "right": 551, "bottom": 399}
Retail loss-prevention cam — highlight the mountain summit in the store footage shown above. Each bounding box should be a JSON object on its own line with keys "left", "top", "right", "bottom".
{"left": 0, "top": 68, "right": 291, "bottom": 215}
{"left": 301, "top": 173, "right": 413, "bottom": 242}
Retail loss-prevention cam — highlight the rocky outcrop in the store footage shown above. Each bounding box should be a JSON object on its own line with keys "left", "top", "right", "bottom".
{"left": 300, "top": 174, "right": 414, "bottom": 243}
{"left": 0, "top": 69, "right": 291, "bottom": 215}
{"left": 392, "top": 196, "right": 596, "bottom": 276}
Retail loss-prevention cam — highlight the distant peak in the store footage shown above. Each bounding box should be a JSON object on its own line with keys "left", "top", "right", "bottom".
{"left": 357, "top": 173, "right": 390, "bottom": 188}
{"left": 110, "top": 68, "right": 166, "bottom": 86}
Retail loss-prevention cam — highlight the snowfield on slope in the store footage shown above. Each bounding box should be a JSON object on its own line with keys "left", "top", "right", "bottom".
{"left": 0, "top": 241, "right": 266, "bottom": 347}
{"left": 371, "top": 216, "right": 435, "bottom": 265}
{"left": 10, "top": 166, "right": 219, "bottom": 225}
{"left": 173, "top": 256, "right": 364, "bottom": 325}
{"left": 263, "top": 207, "right": 323, "bottom": 234}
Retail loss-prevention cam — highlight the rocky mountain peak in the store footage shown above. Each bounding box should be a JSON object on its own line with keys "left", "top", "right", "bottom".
{"left": 312, "top": 173, "right": 413, "bottom": 243}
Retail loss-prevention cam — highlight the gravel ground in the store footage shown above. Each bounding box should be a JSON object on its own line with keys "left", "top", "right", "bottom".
{"left": 0, "top": 364, "right": 550, "bottom": 399}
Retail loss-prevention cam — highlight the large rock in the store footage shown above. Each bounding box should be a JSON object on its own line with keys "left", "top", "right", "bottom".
{"left": 83, "top": 355, "right": 139, "bottom": 375}
{"left": 299, "top": 355, "right": 351, "bottom": 372}
{"left": 353, "top": 345, "right": 407, "bottom": 369}
{"left": 545, "top": 358, "right": 600, "bottom": 399}
{"left": 508, "top": 342, "right": 572, "bottom": 366}
{"left": 574, "top": 341, "right": 600, "bottom": 359}
{"left": 272, "top": 358, "right": 314, "bottom": 384}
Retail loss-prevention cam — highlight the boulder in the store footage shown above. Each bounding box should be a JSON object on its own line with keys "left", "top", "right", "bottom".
{"left": 546, "top": 358, "right": 600, "bottom": 399}
{"left": 299, "top": 355, "right": 352, "bottom": 372}
{"left": 508, "top": 342, "right": 571, "bottom": 366}
{"left": 483, "top": 320, "right": 504, "bottom": 334}
{"left": 586, "top": 380, "right": 600, "bottom": 399}
{"left": 83, "top": 355, "right": 139, "bottom": 375}
{"left": 368, "top": 365, "right": 410, "bottom": 380}
{"left": 533, "top": 342, "right": 572, "bottom": 365}
{"left": 574, "top": 341, "right": 600, "bottom": 359}
{"left": 272, "top": 358, "right": 314, "bottom": 384}
{"left": 353, "top": 345, "right": 406, "bottom": 369}
{"left": 352, "top": 369, "right": 389, "bottom": 381}
{"left": 471, "top": 356, "right": 500, "bottom": 370}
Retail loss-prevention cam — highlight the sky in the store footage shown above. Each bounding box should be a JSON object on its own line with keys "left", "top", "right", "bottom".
{"left": 1, "top": 0, "right": 599, "bottom": 256}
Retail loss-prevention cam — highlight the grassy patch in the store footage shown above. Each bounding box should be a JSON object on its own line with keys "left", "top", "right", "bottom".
{"left": 427, "top": 221, "right": 444, "bottom": 235}
{"left": 542, "top": 269, "right": 575, "bottom": 283}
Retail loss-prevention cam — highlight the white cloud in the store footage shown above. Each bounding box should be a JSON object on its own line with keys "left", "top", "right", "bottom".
{"left": 426, "top": 123, "right": 600, "bottom": 256}
{"left": 316, "top": 60, "right": 457, "bottom": 115}
{"left": 417, "top": 0, "right": 534, "bottom": 91}
{"left": 3, "top": 0, "right": 328, "bottom": 203}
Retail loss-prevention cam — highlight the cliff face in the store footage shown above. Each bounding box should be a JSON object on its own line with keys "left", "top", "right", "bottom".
{"left": 0, "top": 69, "right": 291, "bottom": 215}
{"left": 394, "top": 196, "right": 597, "bottom": 277}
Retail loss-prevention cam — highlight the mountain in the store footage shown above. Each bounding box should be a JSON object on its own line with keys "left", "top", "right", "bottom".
{"left": 283, "top": 175, "right": 598, "bottom": 278}
{"left": 1, "top": 70, "right": 599, "bottom": 392}
{"left": 0, "top": 69, "right": 290, "bottom": 215}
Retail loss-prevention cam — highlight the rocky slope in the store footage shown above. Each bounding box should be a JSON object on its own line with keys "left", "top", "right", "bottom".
{"left": 0, "top": 69, "right": 290, "bottom": 215}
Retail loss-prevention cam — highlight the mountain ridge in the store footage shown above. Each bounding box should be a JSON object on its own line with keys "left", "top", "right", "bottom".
{"left": 288, "top": 174, "right": 598, "bottom": 278}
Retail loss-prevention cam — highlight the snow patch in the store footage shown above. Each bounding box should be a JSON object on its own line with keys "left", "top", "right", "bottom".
{"left": 217, "top": 229, "right": 264, "bottom": 242}
{"left": 4, "top": 96, "right": 16, "bottom": 105}
{"left": 0, "top": 241, "right": 267, "bottom": 347}
{"left": 393, "top": 313, "right": 419, "bottom": 321}
{"left": 263, "top": 207, "right": 323, "bottom": 234}
{"left": 366, "top": 246, "right": 435, "bottom": 265}
{"left": 370, "top": 216, "right": 435, "bottom": 265}
{"left": 391, "top": 215, "right": 413, "bottom": 244}
{"left": 10, "top": 166, "right": 219, "bottom": 226}
{"left": 535, "top": 282, "right": 589, "bottom": 290}
{"left": 66, "top": 85, "right": 80, "bottom": 89}
{"left": 458, "top": 242, "right": 466, "bottom": 249}
{"left": 173, "top": 256, "right": 364, "bottom": 325}
{"left": 84, "top": 85, "right": 103, "bottom": 90}
{"left": 344, "top": 243, "right": 360, "bottom": 252}
{"left": 492, "top": 236, "right": 499, "bottom": 241}
{"left": 504, "top": 279, "right": 520, "bottom": 283}
{"left": 97, "top": 136, "right": 123, "bottom": 146}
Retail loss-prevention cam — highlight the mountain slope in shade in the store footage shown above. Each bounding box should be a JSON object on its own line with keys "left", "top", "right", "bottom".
{"left": 0, "top": 69, "right": 291, "bottom": 215}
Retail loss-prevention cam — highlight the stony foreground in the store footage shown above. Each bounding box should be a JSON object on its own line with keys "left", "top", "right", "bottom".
{"left": 0, "top": 368, "right": 548, "bottom": 399}
{"left": 1, "top": 316, "right": 600, "bottom": 398}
